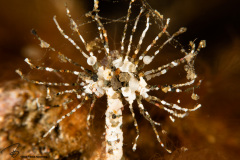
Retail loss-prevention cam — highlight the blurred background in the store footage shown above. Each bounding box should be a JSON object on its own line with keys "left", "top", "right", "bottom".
{"left": 0, "top": 0, "right": 239, "bottom": 159}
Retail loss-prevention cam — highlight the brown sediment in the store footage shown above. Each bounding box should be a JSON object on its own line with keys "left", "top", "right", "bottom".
{"left": 0, "top": 81, "right": 103, "bottom": 160}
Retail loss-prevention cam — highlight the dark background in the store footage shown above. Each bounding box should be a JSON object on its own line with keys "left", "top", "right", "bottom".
{"left": 0, "top": 0, "right": 240, "bottom": 159}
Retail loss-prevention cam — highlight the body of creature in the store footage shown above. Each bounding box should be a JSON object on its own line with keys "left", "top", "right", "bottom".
{"left": 16, "top": 0, "right": 206, "bottom": 159}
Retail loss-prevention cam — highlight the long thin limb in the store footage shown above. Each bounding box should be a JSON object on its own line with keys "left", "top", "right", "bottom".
{"left": 31, "top": 29, "right": 86, "bottom": 71}
{"left": 16, "top": 70, "right": 81, "bottom": 87}
{"left": 24, "top": 58, "right": 83, "bottom": 77}
{"left": 136, "top": 18, "right": 170, "bottom": 64}
{"left": 43, "top": 99, "right": 86, "bottom": 138}
{"left": 131, "top": 14, "right": 150, "bottom": 61}
{"left": 94, "top": 16, "right": 110, "bottom": 56}
{"left": 57, "top": 52, "right": 86, "bottom": 71}
{"left": 136, "top": 27, "right": 187, "bottom": 69}
{"left": 88, "top": 0, "right": 110, "bottom": 56}
{"left": 143, "top": 44, "right": 200, "bottom": 81}
{"left": 87, "top": 95, "right": 97, "bottom": 129}
{"left": 53, "top": 16, "right": 89, "bottom": 58}
{"left": 120, "top": 0, "right": 136, "bottom": 53}
{"left": 125, "top": 6, "right": 145, "bottom": 57}
{"left": 65, "top": 5, "right": 87, "bottom": 48}
{"left": 136, "top": 97, "right": 172, "bottom": 153}
{"left": 145, "top": 95, "right": 201, "bottom": 114}
{"left": 56, "top": 88, "right": 85, "bottom": 100}
{"left": 128, "top": 103, "right": 139, "bottom": 151}
{"left": 148, "top": 80, "right": 195, "bottom": 94}
{"left": 56, "top": 89, "right": 82, "bottom": 96}
{"left": 149, "top": 84, "right": 182, "bottom": 93}
{"left": 65, "top": 4, "right": 98, "bottom": 61}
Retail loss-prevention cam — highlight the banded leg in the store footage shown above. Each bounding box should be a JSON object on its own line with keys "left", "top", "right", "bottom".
{"left": 142, "top": 44, "right": 201, "bottom": 81}
{"left": 57, "top": 52, "right": 86, "bottom": 71}
{"left": 136, "top": 97, "right": 172, "bottom": 153}
{"left": 43, "top": 99, "right": 86, "bottom": 138}
{"left": 56, "top": 89, "right": 82, "bottom": 96}
{"left": 89, "top": 0, "right": 110, "bottom": 56}
{"left": 87, "top": 95, "right": 97, "bottom": 131}
{"left": 125, "top": 6, "right": 145, "bottom": 57}
{"left": 53, "top": 16, "right": 89, "bottom": 58}
{"left": 24, "top": 58, "right": 83, "bottom": 77}
{"left": 146, "top": 95, "right": 201, "bottom": 114}
{"left": 136, "top": 27, "right": 187, "bottom": 69}
{"left": 65, "top": 4, "right": 99, "bottom": 60}
{"left": 131, "top": 14, "right": 150, "bottom": 61}
{"left": 16, "top": 70, "right": 82, "bottom": 87}
{"left": 149, "top": 80, "right": 196, "bottom": 94}
{"left": 31, "top": 29, "right": 86, "bottom": 71}
{"left": 137, "top": 18, "right": 170, "bottom": 65}
{"left": 120, "top": 0, "right": 136, "bottom": 53}
{"left": 65, "top": 5, "right": 87, "bottom": 49}
{"left": 145, "top": 58, "right": 182, "bottom": 75}
{"left": 55, "top": 88, "right": 84, "bottom": 100}
{"left": 128, "top": 103, "right": 139, "bottom": 151}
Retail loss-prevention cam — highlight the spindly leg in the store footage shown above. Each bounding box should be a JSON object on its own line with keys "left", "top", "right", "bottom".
{"left": 53, "top": 16, "right": 90, "bottom": 58}
{"left": 126, "top": 6, "right": 145, "bottom": 57}
{"left": 145, "top": 95, "right": 201, "bottom": 115}
{"left": 136, "top": 27, "right": 187, "bottom": 69}
{"left": 149, "top": 79, "right": 196, "bottom": 94}
{"left": 16, "top": 70, "right": 74, "bottom": 87}
{"left": 88, "top": 0, "right": 110, "bottom": 56}
{"left": 143, "top": 40, "right": 206, "bottom": 78}
{"left": 56, "top": 89, "right": 83, "bottom": 96}
{"left": 23, "top": 58, "right": 83, "bottom": 78}
{"left": 136, "top": 18, "right": 170, "bottom": 65}
{"left": 128, "top": 103, "right": 139, "bottom": 151}
{"left": 57, "top": 52, "right": 86, "bottom": 71}
{"left": 136, "top": 97, "right": 172, "bottom": 153}
{"left": 131, "top": 14, "right": 150, "bottom": 61}
{"left": 31, "top": 29, "right": 86, "bottom": 71}
{"left": 120, "top": 0, "right": 136, "bottom": 53}
{"left": 86, "top": 95, "right": 97, "bottom": 133}
{"left": 43, "top": 99, "right": 86, "bottom": 138}
{"left": 65, "top": 5, "right": 88, "bottom": 50}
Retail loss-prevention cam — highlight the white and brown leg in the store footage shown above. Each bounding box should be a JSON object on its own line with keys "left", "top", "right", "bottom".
{"left": 89, "top": 1, "right": 110, "bottom": 56}
{"left": 128, "top": 102, "right": 140, "bottom": 151}
{"left": 120, "top": 0, "right": 136, "bottom": 54}
{"left": 43, "top": 99, "right": 86, "bottom": 138}
{"left": 23, "top": 58, "right": 84, "bottom": 77}
{"left": 86, "top": 95, "right": 97, "bottom": 135}
{"left": 143, "top": 56, "right": 186, "bottom": 80}
{"left": 145, "top": 95, "right": 200, "bottom": 117}
{"left": 55, "top": 88, "right": 82, "bottom": 96}
{"left": 149, "top": 79, "right": 195, "bottom": 93}
{"left": 131, "top": 14, "right": 150, "bottom": 62}
{"left": 65, "top": 5, "right": 87, "bottom": 49}
{"left": 31, "top": 29, "right": 86, "bottom": 71}
{"left": 137, "top": 27, "right": 187, "bottom": 70}
{"left": 142, "top": 46, "right": 200, "bottom": 81}
{"left": 53, "top": 15, "right": 90, "bottom": 58}
{"left": 57, "top": 52, "right": 86, "bottom": 71}
{"left": 125, "top": 4, "right": 145, "bottom": 57}
{"left": 16, "top": 69, "right": 75, "bottom": 87}
{"left": 135, "top": 18, "right": 170, "bottom": 68}
{"left": 136, "top": 97, "right": 172, "bottom": 153}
